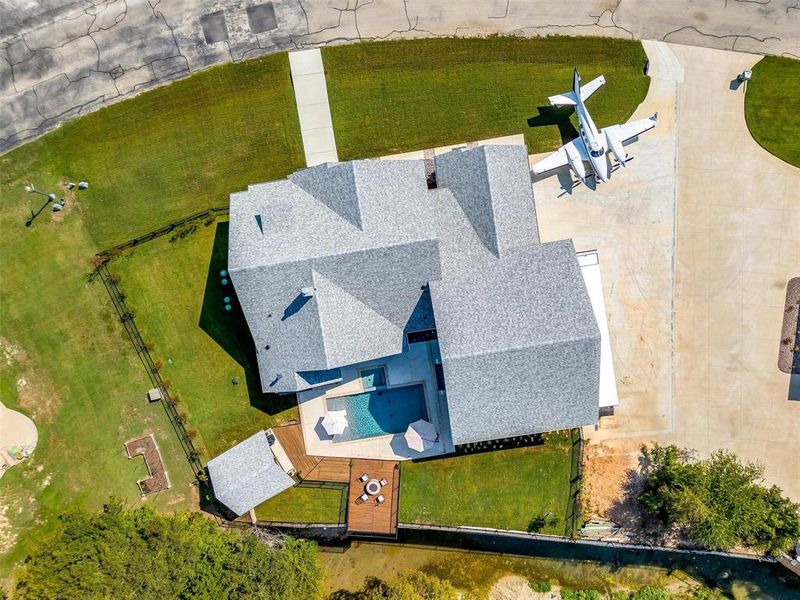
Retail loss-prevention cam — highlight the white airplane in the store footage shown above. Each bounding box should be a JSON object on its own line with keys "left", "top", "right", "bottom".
{"left": 531, "top": 69, "right": 658, "bottom": 185}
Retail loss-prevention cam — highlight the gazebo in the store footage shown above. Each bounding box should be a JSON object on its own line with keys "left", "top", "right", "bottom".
{"left": 207, "top": 430, "right": 294, "bottom": 516}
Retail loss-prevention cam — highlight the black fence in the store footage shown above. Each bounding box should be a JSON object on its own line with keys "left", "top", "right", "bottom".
{"left": 96, "top": 263, "right": 204, "bottom": 478}
{"left": 565, "top": 427, "right": 584, "bottom": 539}
{"left": 97, "top": 206, "right": 229, "bottom": 257}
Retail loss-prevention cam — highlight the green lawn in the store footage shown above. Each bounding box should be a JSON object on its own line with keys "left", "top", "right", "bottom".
{"left": 111, "top": 221, "right": 298, "bottom": 459}
{"left": 0, "top": 183, "right": 196, "bottom": 580}
{"left": 255, "top": 486, "right": 346, "bottom": 524}
{"left": 3, "top": 53, "right": 303, "bottom": 249}
{"left": 0, "top": 52, "right": 303, "bottom": 580}
{"left": 323, "top": 36, "right": 650, "bottom": 159}
{"left": 745, "top": 56, "right": 800, "bottom": 167}
{"left": 399, "top": 431, "right": 573, "bottom": 534}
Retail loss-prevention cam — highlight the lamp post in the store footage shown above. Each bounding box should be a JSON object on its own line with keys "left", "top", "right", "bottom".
{"left": 24, "top": 183, "right": 57, "bottom": 227}
{"left": 25, "top": 183, "right": 56, "bottom": 201}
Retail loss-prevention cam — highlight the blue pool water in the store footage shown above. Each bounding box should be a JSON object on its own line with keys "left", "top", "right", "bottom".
{"left": 327, "top": 384, "right": 427, "bottom": 442}
{"left": 360, "top": 366, "right": 386, "bottom": 389}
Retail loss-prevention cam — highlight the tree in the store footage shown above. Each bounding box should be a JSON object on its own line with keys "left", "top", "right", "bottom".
{"left": 638, "top": 444, "right": 800, "bottom": 554}
{"left": 14, "top": 499, "right": 322, "bottom": 599}
{"left": 345, "top": 571, "right": 462, "bottom": 600}
{"left": 631, "top": 586, "right": 672, "bottom": 600}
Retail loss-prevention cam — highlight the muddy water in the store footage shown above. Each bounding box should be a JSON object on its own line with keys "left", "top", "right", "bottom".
{"left": 320, "top": 540, "right": 799, "bottom": 599}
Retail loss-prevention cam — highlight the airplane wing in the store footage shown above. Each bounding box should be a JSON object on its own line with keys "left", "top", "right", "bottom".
{"left": 531, "top": 140, "right": 585, "bottom": 175}
{"left": 548, "top": 91, "right": 578, "bottom": 106}
{"left": 579, "top": 75, "right": 605, "bottom": 102}
{"left": 615, "top": 113, "right": 658, "bottom": 145}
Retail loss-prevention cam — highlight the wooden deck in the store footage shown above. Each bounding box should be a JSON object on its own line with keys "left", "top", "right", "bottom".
{"left": 272, "top": 424, "right": 350, "bottom": 483}
{"left": 347, "top": 459, "right": 400, "bottom": 536}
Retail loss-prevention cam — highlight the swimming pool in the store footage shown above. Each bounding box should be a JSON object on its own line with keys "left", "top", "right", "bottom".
{"left": 327, "top": 384, "right": 427, "bottom": 442}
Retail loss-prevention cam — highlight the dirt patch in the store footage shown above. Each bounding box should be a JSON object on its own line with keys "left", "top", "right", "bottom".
{"left": 50, "top": 179, "right": 79, "bottom": 223}
{"left": 778, "top": 277, "right": 799, "bottom": 374}
{"left": 0, "top": 337, "right": 61, "bottom": 423}
{"left": 582, "top": 443, "right": 639, "bottom": 520}
{"left": 124, "top": 433, "right": 171, "bottom": 495}
{"left": 489, "top": 576, "right": 558, "bottom": 600}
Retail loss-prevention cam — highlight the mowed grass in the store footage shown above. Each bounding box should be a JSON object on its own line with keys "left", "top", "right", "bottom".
{"left": 255, "top": 486, "right": 345, "bottom": 524}
{"left": 0, "top": 182, "right": 196, "bottom": 579}
{"left": 3, "top": 53, "right": 304, "bottom": 248}
{"left": 323, "top": 36, "right": 650, "bottom": 159}
{"left": 399, "top": 431, "right": 573, "bottom": 534}
{"left": 0, "top": 52, "right": 303, "bottom": 578}
{"left": 111, "top": 221, "right": 298, "bottom": 459}
{"left": 745, "top": 56, "right": 800, "bottom": 167}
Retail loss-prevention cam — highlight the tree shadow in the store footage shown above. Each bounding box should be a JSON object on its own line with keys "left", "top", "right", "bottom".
{"left": 527, "top": 105, "right": 578, "bottom": 145}
{"left": 198, "top": 222, "right": 296, "bottom": 415}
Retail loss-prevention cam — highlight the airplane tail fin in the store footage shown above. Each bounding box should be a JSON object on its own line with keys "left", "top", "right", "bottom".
{"left": 548, "top": 71, "right": 579, "bottom": 106}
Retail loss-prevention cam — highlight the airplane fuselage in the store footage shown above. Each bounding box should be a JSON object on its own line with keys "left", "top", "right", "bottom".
{"left": 574, "top": 97, "right": 609, "bottom": 183}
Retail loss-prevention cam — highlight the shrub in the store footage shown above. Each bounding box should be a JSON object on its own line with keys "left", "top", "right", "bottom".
{"left": 561, "top": 590, "right": 602, "bottom": 600}
{"left": 529, "top": 580, "right": 552, "bottom": 592}
{"left": 638, "top": 444, "right": 800, "bottom": 554}
{"left": 632, "top": 586, "right": 671, "bottom": 600}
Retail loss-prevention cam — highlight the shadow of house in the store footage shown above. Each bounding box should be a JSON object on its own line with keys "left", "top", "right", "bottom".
{"left": 199, "top": 222, "right": 296, "bottom": 416}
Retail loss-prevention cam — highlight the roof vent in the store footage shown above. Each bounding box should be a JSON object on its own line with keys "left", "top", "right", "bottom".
{"left": 255, "top": 214, "right": 264, "bottom": 234}
{"left": 300, "top": 286, "right": 315, "bottom": 298}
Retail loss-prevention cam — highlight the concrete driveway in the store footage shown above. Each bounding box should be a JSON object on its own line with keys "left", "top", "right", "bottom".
{"left": 2, "top": 0, "right": 799, "bottom": 153}
{"left": 532, "top": 41, "right": 800, "bottom": 499}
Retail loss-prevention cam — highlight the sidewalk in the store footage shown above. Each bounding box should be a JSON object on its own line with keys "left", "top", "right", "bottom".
{"left": 288, "top": 49, "right": 338, "bottom": 167}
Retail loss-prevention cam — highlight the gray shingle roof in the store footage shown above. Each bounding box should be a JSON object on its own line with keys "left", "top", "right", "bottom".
{"left": 227, "top": 144, "right": 601, "bottom": 443}
{"left": 228, "top": 159, "right": 441, "bottom": 393}
{"left": 430, "top": 240, "right": 601, "bottom": 445}
{"left": 207, "top": 430, "right": 294, "bottom": 516}
{"left": 434, "top": 145, "right": 540, "bottom": 257}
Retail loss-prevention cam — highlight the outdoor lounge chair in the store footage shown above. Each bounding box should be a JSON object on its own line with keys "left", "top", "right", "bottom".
{"left": 376, "top": 494, "right": 385, "bottom": 504}
{"left": 356, "top": 493, "right": 368, "bottom": 504}
{"left": 359, "top": 473, "right": 369, "bottom": 482}
{"left": 379, "top": 478, "right": 388, "bottom": 486}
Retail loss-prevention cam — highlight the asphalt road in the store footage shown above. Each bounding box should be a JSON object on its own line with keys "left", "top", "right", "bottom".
{"left": 1, "top": 0, "right": 799, "bottom": 153}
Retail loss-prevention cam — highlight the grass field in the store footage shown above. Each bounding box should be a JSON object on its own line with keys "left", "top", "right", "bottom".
{"left": 323, "top": 36, "right": 650, "bottom": 159}
{"left": 745, "top": 56, "right": 800, "bottom": 167}
{"left": 2, "top": 53, "right": 303, "bottom": 248}
{"left": 399, "top": 432, "right": 573, "bottom": 534}
{"left": 0, "top": 53, "right": 302, "bottom": 579}
{"left": 255, "top": 486, "right": 345, "bottom": 524}
{"left": 0, "top": 185, "right": 196, "bottom": 579}
{"left": 111, "top": 221, "right": 299, "bottom": 459}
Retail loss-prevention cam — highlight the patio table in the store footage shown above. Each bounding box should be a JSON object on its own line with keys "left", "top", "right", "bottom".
{"left": 365, "top": 479, "right": 381, "bottom": 496}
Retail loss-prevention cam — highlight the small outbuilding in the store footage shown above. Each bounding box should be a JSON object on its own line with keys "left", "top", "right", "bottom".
{"left": 146, "top": 388, "right": 163, "bottom": 402}
{"left": 207, "top": 430, "right": 294, "bottom": 516}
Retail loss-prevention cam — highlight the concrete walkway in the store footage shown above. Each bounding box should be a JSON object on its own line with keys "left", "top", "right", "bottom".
{"left": 2, "top": 0, "right": 799, "bottom": 153}
{"left": 288, "top": 49, "right": 338, "bottom": 166}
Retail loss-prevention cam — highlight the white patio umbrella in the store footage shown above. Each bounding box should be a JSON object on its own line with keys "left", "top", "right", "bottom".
{"left": 321, "top": 410, "right": 348, "bottom": 436}
{"left": 405, "top": 419, "right": 438, "bottom": 452}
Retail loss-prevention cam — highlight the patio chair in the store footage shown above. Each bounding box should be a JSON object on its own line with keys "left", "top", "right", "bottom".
{"left": 379, "top": 478, "right": 388, "bottom": 487}
{"left": 376, "top": 494, "right": 385, "bottom": 504}
{"left": 356, "top": 493, "right": 368, "bottom": 504}
{"left": 359, "top": 473, "right": 369, "bottom": 482}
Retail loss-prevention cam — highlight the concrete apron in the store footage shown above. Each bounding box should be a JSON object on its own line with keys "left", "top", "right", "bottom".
{"left": 532, "top": 41, "right": 800, "bottom": 500}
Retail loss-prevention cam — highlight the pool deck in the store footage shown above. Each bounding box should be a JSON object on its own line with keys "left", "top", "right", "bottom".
{"left": 347, "top": 459, "right": 400, "bottom": 537}
{"left": 272, "top": 424, "right": 401, "bottom": 536}
{"left": 298, "top": 341, "right": 454, "bottom": 461}
{"left": 272, "top": 424, "right": 350, "bottom": 483}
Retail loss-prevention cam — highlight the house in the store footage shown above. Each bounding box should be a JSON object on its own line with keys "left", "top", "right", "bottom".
{"left": 227, "top": 144, "right": 605, "bottom": 460}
